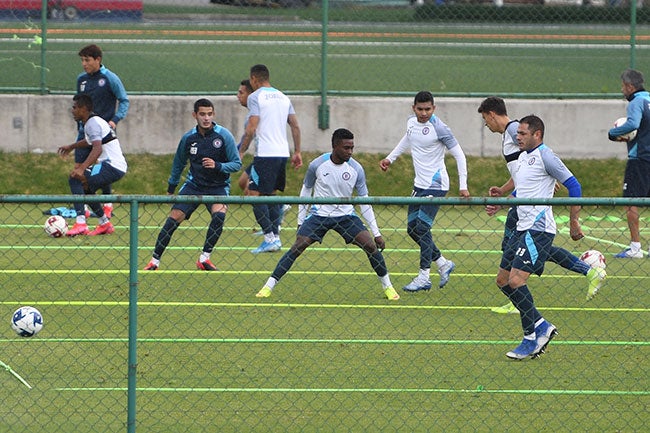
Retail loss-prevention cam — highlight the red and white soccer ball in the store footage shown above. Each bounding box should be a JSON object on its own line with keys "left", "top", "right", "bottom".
{"left": 613, "top": 117, "right": 637, "bottom": 142}
{"left": 44, "top": 215, "right": 68, "bottom": 237}
{"left": 580, "top": 249, "right": 606, "bottom": 269}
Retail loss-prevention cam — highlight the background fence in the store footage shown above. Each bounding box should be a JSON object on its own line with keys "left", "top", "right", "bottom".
{"left": 0, "top": 0, "right": 649, "bottom": 97}
{"left": 0, "top": 195, "right": 648, "bottom": 432}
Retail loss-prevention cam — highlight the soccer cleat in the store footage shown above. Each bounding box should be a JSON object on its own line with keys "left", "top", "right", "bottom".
{"left": 384, "top": 286, "right": 400, "bottom": 301}
{"left": 614, "top": 248, "right": 643, "bottom": 259}
{"left": 66, "top": 222, "right": 89, "bottom": 237}
{"left": 196, "top": 259, "right": 217, "bottom": 271}
{"left": 251, "top": 240, "right": 282, "bottom": 254}
{"left": 533, "top": 320, "right": 558, "bottom": 357}
{"left": 256, "top": 286, "right": 273, "bottom": 298}
{"left": 506, "top": 338, "right": 540, "bottom": 360}
{"left": 402, "top": 276, "right": 432, "bottom": 292}
{"left": 491, "top": 302, "right": 518, "bottom": 314}
{"left": 144, "top": 261, "right": 158, "bottom": 271}
{"left": 586, "top": 267, "right": 607, "bottom": 300}
{"left": 88, "top": 221, "right": 115, "bottom": 236}
{"left": 252, "top": 229, "right": 264, "bottom": 236}
{"left": 438, "top": 261, "right": 455, "bottom": 288}
{"left": 103, "top": 204, "right": 113, "bottom": 219}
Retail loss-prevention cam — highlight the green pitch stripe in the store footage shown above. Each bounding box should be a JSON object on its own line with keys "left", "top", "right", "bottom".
{"left": 0, "top": 300, "right": 648, "bottom": 313}
{"left": 53, "top": 386, "right": 650, "bottom": 396}
{"left": 13, "top": 337, "right": 650, "bottom": 346}
{"left": 0, "top": 270, "right": 646, "bottom": 282}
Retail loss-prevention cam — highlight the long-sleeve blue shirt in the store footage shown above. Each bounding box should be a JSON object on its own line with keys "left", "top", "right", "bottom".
{"left": 76, "top": 64, "right": 129, "bottom": 126}
{"left": 168, "top": 123, "right": 242, "bottom": 191}
{"left": 608, "top": 89, "right": 650, "bottom": 162}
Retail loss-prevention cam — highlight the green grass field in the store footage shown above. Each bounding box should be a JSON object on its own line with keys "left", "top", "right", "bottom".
{"left": 1, "top": 196, "right": 648, "bottom": 432}
{"left": 1, "top": 15, "right": 649, "bottom": 95}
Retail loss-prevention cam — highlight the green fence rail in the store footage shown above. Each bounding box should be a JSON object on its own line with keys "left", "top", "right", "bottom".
{"left": 0, "top": 194, "right": 648, "bottom": 432}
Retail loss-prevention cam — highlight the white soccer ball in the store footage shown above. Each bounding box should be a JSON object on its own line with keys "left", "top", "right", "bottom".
{"left": 613, "top": 117, "right": 637, "bottom": 142}
{"left": 44, "top": 215, "right": 68, "bottom": 237}
{"left": 580, "top": 249, "right": 606, "bottom": 269}
{"left": 11, "top": 306, "right": 43, "bottom": 337}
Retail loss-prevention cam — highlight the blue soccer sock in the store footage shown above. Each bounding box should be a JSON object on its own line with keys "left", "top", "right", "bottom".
{"left": 253, "top": 204, "right": 273, "bottom": 235}
{"left": 153, "top": 217, "right": 180, "bottom": 260}
{"left": 203, "top": 212, "right": 226, "bottom": 254}
{"left": 548, "top": 246, "right": 590, "bottom": 275}
{"left": 271, "top": 249, "right": 300, "bottom": 281}
{"left": 367, "top": 250, "right": 388, "bottom": 277}
{"left": 508, "top": 284, "right": 541, "bottom": 336}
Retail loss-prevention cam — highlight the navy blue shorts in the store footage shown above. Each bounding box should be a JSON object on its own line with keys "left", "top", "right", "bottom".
{"left": 85, "top": 162, "right": 125, "bottom": 193}
{"left": 173, "top": 182, "right": 229, "bottom": 220}
{"left": 74, "top": 145, "right": 92, "bottom": 164}
{"left": 248, "top": 156, "right": 287, "bottom": 195}
{"left": 623, "top": 159, "right": 650, "bottom": 198}
{"left": 501, "top": 229, "right": 554, "bottom": 276}
{"left": 407, "top": 187, "right": 447, "bottom": 226}
{"left": 502, "top": 206, "right": 518, "bottom": 252}
{"left": 298, "top": 214, "right": 368, "bottom": 244}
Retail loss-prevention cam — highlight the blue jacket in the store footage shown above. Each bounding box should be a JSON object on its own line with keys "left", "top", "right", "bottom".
{"left": 168, "top": 123, "right": 242, "bottom": 192}
{"left": 609, "top": 89, "right": 650, "bottom": 162}
{"left": 76, "top": 64, "right": 129, "bottom": 126}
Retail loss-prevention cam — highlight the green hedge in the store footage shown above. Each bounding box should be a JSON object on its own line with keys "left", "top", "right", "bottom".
{"left": 414, "top": 4, "right": 647, "bottom": 23}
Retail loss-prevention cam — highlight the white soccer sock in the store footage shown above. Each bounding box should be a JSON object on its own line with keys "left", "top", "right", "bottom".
{"left": 265, "top": 277, "right": 278, "bottom": 289}
{"left": 435, "top": 256, "right": 447, "bottom": 270}
{"left": 76, "top": 215, "right": 86, "bottom": 224}
{"left": 630, "top": 242, "right": 641, "bottom": 252}
{"left": 200, "top": 252, "right": 210, "bottom": 262}
{"left": 264, "top": 233, "right": 275, "bottom": 243}
{"left": 418, "top": 268, "right": 431, "bottom": 280}
{"left": 379, "top": 274, "right": 392, "bottom": 288}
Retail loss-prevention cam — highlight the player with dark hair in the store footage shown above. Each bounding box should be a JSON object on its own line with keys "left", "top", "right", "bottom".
{"left": 58, "top": 94, "right": 127, "bottom": 236}
{"left": 144, "top": 98, "right": 242, "bottom": 271}
{"left": 380, "top": 91, "right": 469, "bottom": 292}
{"left": 256, "top": 128, "right": 399, "bottom": 301}
{"left": 499, "top": 115, "right": 584, "bottom": 359}
{"left": 609, "top": 69, "right": 650, "bottom": 259}
{"left": 239, "top": 64, "right": 302, "bottom": 254}
{"left": 62, "top": 44, "right": 129, "bottom": 235}
{"left": 478, "top": 96, "right": 606, "bottom": 308}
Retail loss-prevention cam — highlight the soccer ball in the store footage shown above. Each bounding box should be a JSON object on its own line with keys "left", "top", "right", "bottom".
{"left": 44, "top": 215, "right": 68, "bottom": 237}
{"left": 11, "top": 306, "right": 43, "bottom": 337}
{"left": 580, "top": 249, "right": 606, "bottom": 269}
{"left": 613, "top": 117, "right": 637, "bottom": 142}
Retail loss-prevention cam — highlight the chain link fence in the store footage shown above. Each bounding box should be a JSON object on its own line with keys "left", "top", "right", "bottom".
{"left": 0, "top": 196, "right": 648, "bottom": 432}
{"left": 0, "top": 1, "right": 649, "bottom": 96}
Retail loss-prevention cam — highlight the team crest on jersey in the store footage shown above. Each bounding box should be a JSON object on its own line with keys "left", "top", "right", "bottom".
{"left": 212, "top": 138, "right": 223, "bottom": 149}
{"left": 342, "top": 172, "right": 351, "bottom": 181}
{"left": 422, "top": 126, "right": 430, "bottom": 135}
{"left": 528, "top": 157, "right": 536, "bottom": 165}
{"left": 98, "top": 78, "right": 106, "bottom": 87}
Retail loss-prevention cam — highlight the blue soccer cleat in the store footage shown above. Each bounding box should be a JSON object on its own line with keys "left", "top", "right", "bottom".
{"left": 251, "top": 240, "right": 281, "bottom": 254}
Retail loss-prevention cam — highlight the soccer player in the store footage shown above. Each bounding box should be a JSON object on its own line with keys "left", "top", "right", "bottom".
{"left": 143, "top": 98, "right": 242, "bottom": 271}
{"left": 256, "top": 128, "right": 400, "bottom": 301}
{"left": 379, "top": 91, "right": 468, "bottom": 292}
{"left": 66, "top": 44, "right": 129, "bottom": 227}
{"left": 478, "top": 97, "right": 606, "bottom": 308}
{"left": 57, "top": 94, "right": 127, "bottom": 236}
{"left": 236, "top": 78, "right": 290, "bottom": 233}
{"left": 608, "top": 69, "right": 650, "bottom": 259}
{"left": 238, "top": 64, "right": 302, "bottom": 254}
{"left": 500, "top": 115, "right": 584, "bottom": 359}
{"left": 236, "top": 78, "right": 255, "bottom": 195}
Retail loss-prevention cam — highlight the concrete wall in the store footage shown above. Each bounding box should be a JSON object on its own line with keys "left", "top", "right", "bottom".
{"left": 0, "top": 94, "right": 630, "bottom": 160}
